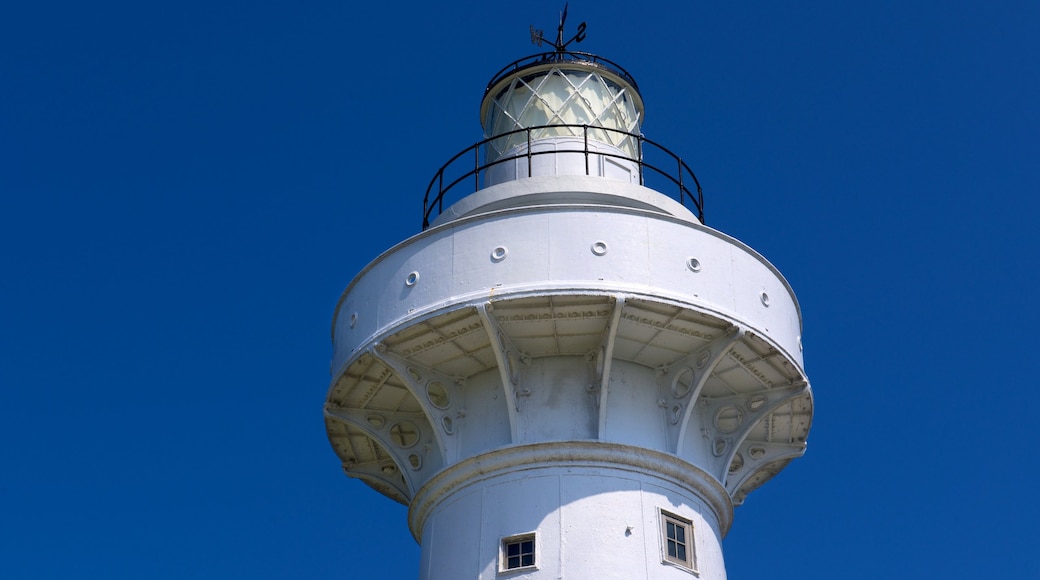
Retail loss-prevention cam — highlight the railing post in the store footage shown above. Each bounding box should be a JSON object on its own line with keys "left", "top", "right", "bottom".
{"left": 637, "top": 136, "right": 644, "bottom": 186}
{"left": 583, "top": 125, "right": 590, "bottom": 176}
{"left": 474, "top": 147, "right": 480, "bottom": 192}
{"left": 698, "top": 185, "right": 704, "bottom": 223}
{"left": 527, "top": 128, "right": 532, "bottom": 178}
{"left": 438, "top": 171, "right": 444, "bottom": 214}
{"left": 677, "top": 157, "right": 685, "bottom": 208}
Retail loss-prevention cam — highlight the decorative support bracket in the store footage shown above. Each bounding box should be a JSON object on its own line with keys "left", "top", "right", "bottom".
{"left": 725, "top": 440, "right": 807, "bottom": 503}
{"left": 666, "top": 325, "right": 745, "bottom": 456}
{"left": 323, "top": 403, "right": 430, "bottom": 498}
{"left": 336, "top": 457, "right": 411, "bottom": 504}
{"left": 368, "top": 344, "right": 463, "bottom": 465}
{"left": 594, "top": 295, "right": 625, "bottom": 439}
{"left": 476, "top": 302, "right": 530, "bottom": 443}
{"left": 699, "top": 381, "right": 809, "bottom": 480}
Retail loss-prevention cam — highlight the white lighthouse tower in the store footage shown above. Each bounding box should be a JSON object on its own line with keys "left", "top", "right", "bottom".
{"left": 324, "top": 13, "right": 812, "bottom": 579}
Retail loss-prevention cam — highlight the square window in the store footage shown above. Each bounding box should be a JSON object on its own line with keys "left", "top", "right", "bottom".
{"left": 500, "top": 533, "right": 536, "bottom": 572}
{"left": 660, "top": 510, "right": 697, "bottom": 572}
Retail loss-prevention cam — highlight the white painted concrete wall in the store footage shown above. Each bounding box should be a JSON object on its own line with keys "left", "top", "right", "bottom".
{"left": 413, "top": 446, "right": 727, "bottom": 580}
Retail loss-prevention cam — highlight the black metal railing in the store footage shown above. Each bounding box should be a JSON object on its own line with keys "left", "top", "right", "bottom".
{"left": 422, "top": 124, "right": 704, "bottom": 229}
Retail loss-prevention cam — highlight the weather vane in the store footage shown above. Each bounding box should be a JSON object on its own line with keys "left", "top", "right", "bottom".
{"left": 530, "top": 3, "right": 586, "bottom": 52}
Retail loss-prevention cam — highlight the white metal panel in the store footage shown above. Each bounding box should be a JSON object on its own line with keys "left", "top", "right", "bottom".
{"left": 599, "top": 359, "right": 669, "bottom": 449}
{"left": 453, "top": 369, "right": 514, "bottom": 459}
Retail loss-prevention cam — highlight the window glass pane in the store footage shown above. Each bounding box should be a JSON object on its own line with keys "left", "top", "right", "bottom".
{"left": 662, "top": 512, "right": 695, "bottom": 570}
{"left": 504, "top": 535, "right": 535, "bottom": 570}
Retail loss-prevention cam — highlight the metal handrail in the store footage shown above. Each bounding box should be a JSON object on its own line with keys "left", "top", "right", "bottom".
{"left": 422, "top": 124, "right": 704, "bottom": 230}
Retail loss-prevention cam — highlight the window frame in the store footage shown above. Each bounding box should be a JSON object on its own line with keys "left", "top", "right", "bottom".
{"left": 660, "top": 509, "right": 698, "bottom": 573}
{"left": 499, "top": 532, "right": 537, "bottom": 574}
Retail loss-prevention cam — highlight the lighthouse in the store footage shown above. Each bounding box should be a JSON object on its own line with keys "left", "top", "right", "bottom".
{"left": 324, "top": 13, "right": 812, "bottom": 579}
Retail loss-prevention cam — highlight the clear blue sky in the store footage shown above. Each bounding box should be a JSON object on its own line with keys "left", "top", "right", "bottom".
{"left": 2, "top": 1, "right": 1037, "bottom": 578}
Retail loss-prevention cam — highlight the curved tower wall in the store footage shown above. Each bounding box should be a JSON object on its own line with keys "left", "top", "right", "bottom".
{"left": 414, "top": 447, "right": 728, "bottom": 579}
{"left": 325, "top": 53, "right": 813, "bottom": 580}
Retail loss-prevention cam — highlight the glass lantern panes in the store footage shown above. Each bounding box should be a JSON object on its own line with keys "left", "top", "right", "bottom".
{"left": 483, "top": 66, "right": 642, "bottom": 161}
